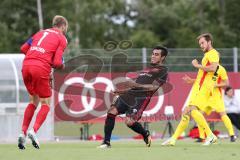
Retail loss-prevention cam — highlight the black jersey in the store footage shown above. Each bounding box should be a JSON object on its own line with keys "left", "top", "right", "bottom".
{"left": 136, "top": 64, "right": 168, "bottom": 86}
{"left": 117, "top": 64, "right": 168, "bottom": 107}
{"left": 128, "top": 64, "right": 168, "bottom": 96}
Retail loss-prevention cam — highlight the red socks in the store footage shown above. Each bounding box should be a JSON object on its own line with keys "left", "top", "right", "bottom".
{"left": 22, "top": 104, "right": 50, "bottom": 135}
{"left": 33, "top": 104, "right": 50, "bottom": 133}
{"left": 22, "top": 103, "right": 36, "bottom": 136}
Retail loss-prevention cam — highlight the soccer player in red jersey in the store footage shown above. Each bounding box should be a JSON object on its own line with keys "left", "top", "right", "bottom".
{"left": 18, "top": 15, "right": 68, "bottom": 150}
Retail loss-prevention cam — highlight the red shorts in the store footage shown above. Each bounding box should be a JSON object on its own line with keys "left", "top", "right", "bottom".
{"left": 22, "top": 65, "right": 52, "bottom": 98}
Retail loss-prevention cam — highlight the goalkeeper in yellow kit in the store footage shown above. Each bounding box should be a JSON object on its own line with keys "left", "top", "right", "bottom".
{"left": 162, "top": 33, "right": 222, "bottom": 146}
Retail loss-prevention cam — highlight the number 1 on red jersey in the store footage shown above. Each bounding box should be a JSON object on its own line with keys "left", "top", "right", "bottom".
{"left": 37, "top": 32, "right": 49, "bottom": 46}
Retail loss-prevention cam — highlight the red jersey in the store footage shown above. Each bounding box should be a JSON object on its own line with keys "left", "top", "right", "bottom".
{"left": 20, "top": 28, "right": 68, "bottom": 73}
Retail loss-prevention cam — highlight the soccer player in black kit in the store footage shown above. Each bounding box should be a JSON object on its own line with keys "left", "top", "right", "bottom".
{"left": 98, "top": 46, "right": 168, "bottom": 148}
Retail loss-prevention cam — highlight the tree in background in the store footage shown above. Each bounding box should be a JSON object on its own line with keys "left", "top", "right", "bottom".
{"left": 0, "top": 0, "right": 239, "bottom": 52}
{"left": 0, "top": 0, "right": 39, "bottom": 52}
{"left": 132, "top": 0, "right": 238, "bottom": 48}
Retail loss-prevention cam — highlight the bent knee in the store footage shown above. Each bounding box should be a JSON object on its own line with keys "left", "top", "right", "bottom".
{"left": 183, "top": 106, "right": 198, "bottom": 115}
{"left": 40, "top": 97, "right": 50, "bottom": 105}
{"left": 107, "top": 106, "right": 118, "bottom": 115}
{"left": 219, "top": 112, "right": 227, "bottom": 117}
{"left": 29, "top": 95, "right": 39, "bottom": 106}
{"left": 183, "top": 107, "right": 191, "bottom": 115}
{"left": 125, "top": 117, "right": 135, "bottom": 126}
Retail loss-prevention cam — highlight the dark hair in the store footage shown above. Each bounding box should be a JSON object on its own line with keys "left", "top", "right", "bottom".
{"left": 197, "top": 33, "right": 213, "bottom": 44}
{"left": 225, "top": 86, "right": 233, "bottom": 95}
{"left": 153, "top": 46, "right": 168, "bottom": 57}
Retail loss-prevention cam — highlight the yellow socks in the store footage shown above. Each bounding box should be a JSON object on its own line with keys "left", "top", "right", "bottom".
{"left": 172, "top": 115, "right": 190, "bottom": 139}
{"left": 221, "top": 114, "right": 234, "bottom": 136}
{"left": 191, "top": 109, "right": 212, "bottom": 137}
{"left": 198, "top": 125, "right": 205, "bottom": 139}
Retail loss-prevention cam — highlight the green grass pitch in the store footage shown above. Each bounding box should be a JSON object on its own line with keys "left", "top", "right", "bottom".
{"left": 1, "top": 139, "right": 240, "bottom": 160}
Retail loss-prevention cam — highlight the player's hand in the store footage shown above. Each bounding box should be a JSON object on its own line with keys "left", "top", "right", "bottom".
{"left": 61, "top": 64, "right": 65, "bottom": 70}
{"left": 113, "top": 89, "right": 120, "bottom": 95}
{"left": 126, "top": 80, "right": 140, "bottom": 88}
{"left": 213, "top": 82, "right": 218, "bottom": 88}
{"left": 115, "top": 80, "right": 136, "bottom": 88}
{"left": 113, "top": 89, "right": 125, "bottom": 95}
{"left": 182, "top": 74, "right": 193, "bottom": 84}
{"left": 192, "top": 59, "right": 200, "bottom": 68}
{"left": 53, "top": 64, "right": 65, "bottom": 70}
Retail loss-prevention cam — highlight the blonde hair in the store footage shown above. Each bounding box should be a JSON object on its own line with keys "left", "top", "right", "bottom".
{"left": 197, "top": 33, "right": 213, "bottom": 44}
{"left": 52, "top": 15, "right": 68, "bottom": 28}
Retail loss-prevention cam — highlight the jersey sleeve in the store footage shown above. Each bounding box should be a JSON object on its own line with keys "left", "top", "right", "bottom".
{"left": 208, "top": 50, "right": 219, "bottom": 63}
{"left": 155, "top": 67, "right": 168, "bottom": 86}
{"left": 220, "top": 67, "right": 228, "bottom": 80}
{"left": 52, "top": 36, "right": 67, "bottom": 69}
{"left": 20, "top": 37, "right": 33, "bottom": 54}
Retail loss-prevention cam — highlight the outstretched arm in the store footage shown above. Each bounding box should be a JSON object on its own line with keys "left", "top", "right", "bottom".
{"left": 113, "top": 80, "right": 159, "bottom": 95}
{"left": 136, "top": 84, "right": 159, "bottom": 91}
{"left": 126, "top": 81, "right": 160, "bottom": 91}
{"left": 182, "top": 74, "right": 196, "bottom": 84}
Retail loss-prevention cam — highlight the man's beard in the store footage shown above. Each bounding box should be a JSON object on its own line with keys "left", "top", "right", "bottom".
{"left": 204, "top": 46, "right": 210, "bottom": 52}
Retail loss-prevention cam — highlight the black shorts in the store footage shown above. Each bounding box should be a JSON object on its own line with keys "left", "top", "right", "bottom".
{"left": 112, "top": 93, "right": 151, "bottom": 121}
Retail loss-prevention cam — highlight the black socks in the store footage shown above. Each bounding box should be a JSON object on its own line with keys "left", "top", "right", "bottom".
{"left": 127, "top": 122, "right": 148, "bottom": 138}
{"left": 104, "top": 113, "right": 116, "bottom": 143}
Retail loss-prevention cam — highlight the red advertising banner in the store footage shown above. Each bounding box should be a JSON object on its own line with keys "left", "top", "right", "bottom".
{"left": 54, "top": 72, "right": 240, "bottom": 122}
